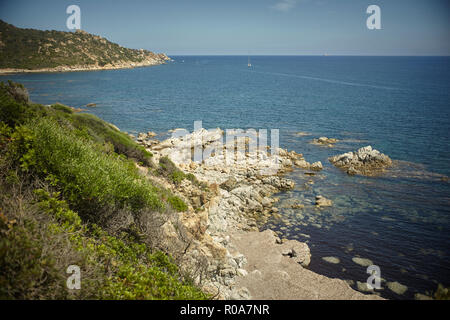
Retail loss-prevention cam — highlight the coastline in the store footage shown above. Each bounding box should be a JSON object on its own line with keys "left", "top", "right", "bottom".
{"left": 0, "top": 55, "right": 172, "bottom": 75}
{"left": 133, "top": 128, "right": 384, "bottom": 300}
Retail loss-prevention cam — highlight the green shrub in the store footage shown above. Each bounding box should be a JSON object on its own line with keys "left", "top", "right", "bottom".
{"left": 26, "top": 118, "right": 164, "bottom": 220}
{"left": 0, "top": 187, "right": 206, "bottom": 300}
{"left": 0, "top": 81, "right": 205, "bottom": 299}
{"left": 158, "top": 156, "right": 203, "bottom": 187}
{"left": 167, "top": 195, "right": 188, "bottom": 212}
{"left": 50, "top": 103, "right": 73, "bottom": 114}
{"left": 69, "top": 113, "right": 153, "bottom": 166}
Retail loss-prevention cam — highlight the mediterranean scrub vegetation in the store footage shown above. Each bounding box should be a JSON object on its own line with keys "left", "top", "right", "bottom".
{"left": 0, "top": 20, "right": 162, "bottom": 70}
{"left": 0, "top": 81, "right": 207, "bottom": 299}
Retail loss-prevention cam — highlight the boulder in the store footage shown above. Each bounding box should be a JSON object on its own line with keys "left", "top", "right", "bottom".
{"left": 220, "top": 176, "right": 238, "bottom": 191}
{"left": 280, "top": 239, "right": 311, "bottom": 267}
{"left": 294, "top": 159, "right": 310, "bottom": 169}
{"left": 329, "top": 146, "right": 392, "bottom": 176}
{"left": 310, "top": 161, "right": 323, "bottom": 171}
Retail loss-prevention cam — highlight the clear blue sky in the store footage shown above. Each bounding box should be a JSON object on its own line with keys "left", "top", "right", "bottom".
{"left": 1, "top": 0, "right": 449, "bottom": 55}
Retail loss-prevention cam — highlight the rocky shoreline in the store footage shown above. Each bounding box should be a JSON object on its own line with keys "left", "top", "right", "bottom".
{"left": 0, "top": 54, "right": 171, "bottom": 75}
{"left": 133, "top": 128, "right": 383, "bottom": 300}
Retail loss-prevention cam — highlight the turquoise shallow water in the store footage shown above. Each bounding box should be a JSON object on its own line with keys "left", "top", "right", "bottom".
{"left": 2, "top": 56, "right": 449, "bottom": 299}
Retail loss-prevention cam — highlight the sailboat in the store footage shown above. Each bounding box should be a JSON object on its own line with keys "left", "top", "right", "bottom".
{"left": 247, "top": 55, "right": 252, "bottom": 68}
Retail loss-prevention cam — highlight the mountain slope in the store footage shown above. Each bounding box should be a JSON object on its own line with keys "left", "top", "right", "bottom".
{"left": 0, "top": 20, "right": 170, "bottom": 71}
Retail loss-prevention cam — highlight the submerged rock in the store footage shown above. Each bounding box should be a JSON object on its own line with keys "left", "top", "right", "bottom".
{"left": 310, "top": 137, "right": 339, "bottom": 147}
{"left": 329, "top": 146, "right": 392, "bottom": 176}
{"left": 352, "top": 257, "right": 374, "bottom": 267}
{"left": 315, "top": 195, "right": 333, "bottom": 207}
{"left": 322, "top": 256, "right": 340, "bottom": 264}
{"left": 357, "top": 281, "right": 374, "bottom": 292}
{"left": 387, "top": 281, "right": 408, "bottom": 295}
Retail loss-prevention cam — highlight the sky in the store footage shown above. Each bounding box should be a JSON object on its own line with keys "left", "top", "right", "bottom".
{"left": 0, "top": 0, "right": 449, "bottom": 55}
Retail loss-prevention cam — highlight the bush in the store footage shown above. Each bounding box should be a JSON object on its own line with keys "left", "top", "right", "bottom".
{"left": 167, "top": 196, "right": 188, "bottom": 212}
{"left": 24, "top": 118, "right": 164, "bottom": 221}
{"left": 0, "top": 186, "right": 206, "bottom": 300}
{"left": 0, "top": 81, "right": 203, "bottom": 299}
{"left": 158, "top": 156, "right": 206, "bottom": 189}
{"left": 69, "top": 113, "right": 153, "bottom": 166}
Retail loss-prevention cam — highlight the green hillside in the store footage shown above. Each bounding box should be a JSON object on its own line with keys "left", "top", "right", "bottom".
{"left": 0, "top": 20, "right": 169, "bottom": 70}
{"left": 0, "top": 81, "right": 206, "bottom": 299}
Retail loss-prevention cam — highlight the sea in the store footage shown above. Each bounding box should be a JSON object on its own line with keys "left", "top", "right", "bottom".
{"left": 2, "top": 55, "right": 449, "bottom": 299}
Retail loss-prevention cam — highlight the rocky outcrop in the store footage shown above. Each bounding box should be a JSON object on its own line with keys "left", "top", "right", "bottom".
{"left": 329, "top": 146, "right": 392, "bottom": 176}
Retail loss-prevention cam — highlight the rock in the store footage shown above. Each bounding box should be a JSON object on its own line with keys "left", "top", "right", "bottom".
{"left": 137, "top": 132, "right": 148, "bottom": 141}
{"left": 357, "top": 281, "right": 374, "bottom": 292}
{"left": 230, "top": 287, "right": 251, "bottom": 300}
{"left": 191, "top": 196, "right": 202, "bottom": 208}
{"left": 220, "top": 177, "right": 238, "bottom": 191}
{"left": 279, "top": 198, "right": 304, "bottom": 209}
{"left": 294, "top": 131, "right": 311, "bottom": 137}
{"left": 294, "top": 159, "right": 310, "bottom": 169}
{"left": 219, "top": 267, "right": 237, "bottom": 278}
{"left": 315, "top": 195, "right": 333, "bottom": 207}
{"left": 261, "top": 197, "right": 273, "bottom": 207}
{"left": 414, "top": 293, "right": 433, "bottom": 300}
{"left": 387, "top": 281, "right": 408, "bottom": 295}
{"left": 262, "top": 176, "right": 295, "bottom": 191}
{"left": 233, "top": 254, "right": 247, "bottom": 269}
{"left": 310, "top": 161, "right": 323, "bottom": 171}
{"left": 311, "top": 137, "right": 338, "bottom": 146}
{"left": 329, "top": 146, "right": 392, "bottom": 176}
{"left": 237, "top": 268, "right": 248, "bottom": 277}
{"left": 347, "top": 166, "right": 358, "bottom": 176}
{"left": 147, "top": 131, "right": 157, "bottom": 137}
{"left": 280, "top": 239, "right": 311, "bottom": 267}
{"left": 322, "top": 256, "right": 340, "bottom": 264}
{"left": 352, "top": 257, "right": 374, "bottom": 267}
{"left": 86, "top": 103, "right": 97, "bottom": 107}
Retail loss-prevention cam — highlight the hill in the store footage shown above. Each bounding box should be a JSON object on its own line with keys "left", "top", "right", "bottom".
{"left": 0, "top": 20, "right": 170, "bottom": 72}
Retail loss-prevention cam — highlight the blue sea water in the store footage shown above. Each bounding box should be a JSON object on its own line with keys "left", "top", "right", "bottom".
{"left": 2, "top": 56, "right": 450, "bottom": 299}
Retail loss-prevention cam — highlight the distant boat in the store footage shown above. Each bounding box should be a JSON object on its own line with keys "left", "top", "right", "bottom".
{"left": 247, "top": 55, "right": 252, "bottom": 68}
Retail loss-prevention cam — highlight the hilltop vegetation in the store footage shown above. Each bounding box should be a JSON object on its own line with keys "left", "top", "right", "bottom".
{"left": 0, "top": 81, "right": 206, "bottom": 299}
{"left": 0, "top": 20, "right": 169, "bottom": 70}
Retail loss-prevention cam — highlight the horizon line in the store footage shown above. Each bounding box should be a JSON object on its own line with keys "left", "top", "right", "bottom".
{"left": 166, "top": 54, "right": 450, "bottom": 57}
